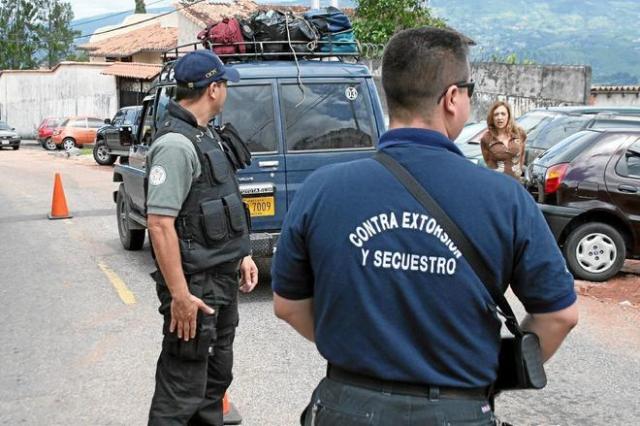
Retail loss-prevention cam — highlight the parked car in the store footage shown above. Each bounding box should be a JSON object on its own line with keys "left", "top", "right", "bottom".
{"left": 457, "top": 106, "right": 640, "bottom": 166}
{"left": 93, "top": 106, "right": 142, "bottom": 166}
{"left": 455, "top": 122, "right": 487, "bottom": 165}
{"left": 50, "top": 116, "right": 104, "bottom": 151}
{"left": 37, "top": 117, "right": 63, "bottom": 149}
{"left": 525, "top": 128, "right": 640, "bottom": 281}
{"left": 113, "top": 51, "right": 385, "bottom": 258}
{"left": 0, "top": 121, "right": 20, "bottom": 150}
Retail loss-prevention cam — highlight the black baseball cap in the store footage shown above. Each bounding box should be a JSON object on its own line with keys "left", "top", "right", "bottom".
{"left": 174, "top": 50, "right": 240, "bottom": 88}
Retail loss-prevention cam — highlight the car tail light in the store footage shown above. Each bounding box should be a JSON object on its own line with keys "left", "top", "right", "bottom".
{"left": 544, "top": 163, "right": 569, "bottom": 194}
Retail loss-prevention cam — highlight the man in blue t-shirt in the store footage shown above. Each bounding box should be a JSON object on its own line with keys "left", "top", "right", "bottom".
{"left": 271, "top": 27, "right": 578, "bottom": 425}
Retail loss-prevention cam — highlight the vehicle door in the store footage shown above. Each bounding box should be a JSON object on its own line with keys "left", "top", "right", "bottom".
{"left": 216, "top": 80, "right": 286, "bottom": 232}
{"left": 278, "top": 78, "right": 379, "bottom": 208}
{"left": 72, "top": 118, "right": 89, "bottom": 144}
{"left": 105, "top": 110, "right": 126, "bottom": 149}
{"left": 126, "top": 97, "right": 157, "bottom": 212}
{"left": 606, "top": 135, "right": 640, "bottom": 244}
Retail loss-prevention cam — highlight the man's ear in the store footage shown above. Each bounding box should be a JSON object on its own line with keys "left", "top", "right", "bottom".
{"left": 443, "top": 86, "right": 459, "bottom": 115}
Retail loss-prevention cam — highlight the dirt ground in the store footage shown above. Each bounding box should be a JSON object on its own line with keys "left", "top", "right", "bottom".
{"left": 575, "top": 260, "right": 640, "bottom": 308}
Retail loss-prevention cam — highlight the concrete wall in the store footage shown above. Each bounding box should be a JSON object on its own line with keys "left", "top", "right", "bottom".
{"left": 177, "top": 13, "right": 202, "bottom": 47}
{"left": 361, "top": 59, "right": 592, "bottom": 122}
{"left": 0, "top": 63, "right": 117, "bottom": 138}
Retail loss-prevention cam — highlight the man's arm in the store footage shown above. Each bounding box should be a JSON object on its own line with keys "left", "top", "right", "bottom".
{"left": 148, "top": 214, "right": 213, "bottom": 342}
{"left": 273, "top": 293, "right": 315, "bottom": 342}
{"left": 521, "top": 301, "right": 578, "bottom": 362}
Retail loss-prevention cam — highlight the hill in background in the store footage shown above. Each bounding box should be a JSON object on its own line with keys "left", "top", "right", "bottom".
{"left": 72, "top": 0, "right": 637, "bottom": 84}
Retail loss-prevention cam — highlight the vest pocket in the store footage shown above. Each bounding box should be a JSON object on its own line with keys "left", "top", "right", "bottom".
{"left": 201, "top": 199, "right": 228, "bottom": 241}
{"left": 223, "top": 194, "right": 247, "bottom": 234}
{"left": 204, "top": 149, "right": 230, "bottom": 183}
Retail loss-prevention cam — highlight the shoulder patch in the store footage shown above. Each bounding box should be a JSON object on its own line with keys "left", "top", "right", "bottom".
{"left": 149, "top": 165, "right": 167, "bottom": 186}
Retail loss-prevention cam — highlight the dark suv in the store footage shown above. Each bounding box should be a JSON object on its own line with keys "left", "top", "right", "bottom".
{"left": 526, "top": 129, "right": 640, "bottom": 281}
{"left": 113, "top": 53, "right": 385, "bottom": 258}
{"left": 93, "top": 106, "right": 142, "bottom": 165}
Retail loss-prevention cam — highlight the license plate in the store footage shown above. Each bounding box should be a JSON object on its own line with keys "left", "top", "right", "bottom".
{"left": 244, "top": 196, "right": 275, "bottom": 217}
{"left": 0, "top": 140, "right": 8, "bottom": 145}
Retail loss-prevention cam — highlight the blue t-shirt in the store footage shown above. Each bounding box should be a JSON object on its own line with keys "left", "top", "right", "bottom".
{"left": 271, "top": 128, "right": 576, "bottom": 388}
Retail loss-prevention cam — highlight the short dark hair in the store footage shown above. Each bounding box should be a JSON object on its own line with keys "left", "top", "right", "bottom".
{"left": 382, "top": 27, "right": 472, "bottom": 121}
{"left": 175, "top": 83, "right": 208, "bottom": 102}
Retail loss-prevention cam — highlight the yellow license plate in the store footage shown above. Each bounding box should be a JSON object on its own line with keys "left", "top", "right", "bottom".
{"left": 245, "top": 196, "right": 275, "bottom": 217}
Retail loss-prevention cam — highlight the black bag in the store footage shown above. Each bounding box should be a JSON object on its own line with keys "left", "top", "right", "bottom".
{"left": 251, "top": 9, "right": 318, "bottom": 54}
{"left": 373, "top": 152, "right": 547, "bottom": 393}
{"left": 215, "top": 122, "right": 252, "bottom": 170}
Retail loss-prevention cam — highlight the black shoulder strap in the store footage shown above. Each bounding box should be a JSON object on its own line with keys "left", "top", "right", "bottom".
{"left": 373, "top": 152, "right": 523, "bottom": 336}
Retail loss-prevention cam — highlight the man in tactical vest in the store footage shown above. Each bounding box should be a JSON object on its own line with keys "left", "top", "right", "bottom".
{"left": 146, "top": 50, "right": 258, "bottom": 425}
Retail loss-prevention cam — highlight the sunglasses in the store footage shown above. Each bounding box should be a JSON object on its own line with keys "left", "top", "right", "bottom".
{"left": 437, "top": 80, "right": 475, "bottom": 104}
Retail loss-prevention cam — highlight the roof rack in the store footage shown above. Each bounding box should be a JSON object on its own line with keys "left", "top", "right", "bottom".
{"left": 162, "top": 40, "right": 361, "bottom": 63}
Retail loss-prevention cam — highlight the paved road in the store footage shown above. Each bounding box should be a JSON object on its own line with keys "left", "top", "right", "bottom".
{"left": 1, "top": 142, "right": 639, "bottom": 425}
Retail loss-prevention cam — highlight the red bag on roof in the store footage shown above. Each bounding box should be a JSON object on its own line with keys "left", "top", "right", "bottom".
{"left": 197, "top": 17, "right": 246, "bottom": 55}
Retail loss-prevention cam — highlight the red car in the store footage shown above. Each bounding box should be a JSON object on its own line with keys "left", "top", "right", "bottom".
{"left": 37, "top": 117, "right": 63, "bottom": 150}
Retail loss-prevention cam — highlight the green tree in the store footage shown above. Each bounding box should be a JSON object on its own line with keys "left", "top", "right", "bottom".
{"left": 135, "top": 0, "right": 146, "bottom": 13}
{"left": 0, "top": 0, "right": 79, "bottom": 70}
{"left": 39, "top": 0, "right": 79, "bottom": 68}
{"left": 353, "top": 0, "right": 446, "bottom": 46}
{"left": 490, "top": 52, "right": 536, "bottom": 65}
{"left": 0, "top": 0, "right": 41, "bottom": 69}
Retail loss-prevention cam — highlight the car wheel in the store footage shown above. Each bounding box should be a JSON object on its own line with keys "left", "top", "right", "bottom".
{"left": 116, "top": 184, "right": 145, "bottom": 251}
{"left": 44, "top": 138, "right": 58, "bottom": 151}
{"left": 563, "top": 222, "right": 626, "bottom": 282}
{"left": 93, "top": 141, "right": 117, "bottom": 165}
{"left": 62, "top": 137, "right": 76, "bottom": 151}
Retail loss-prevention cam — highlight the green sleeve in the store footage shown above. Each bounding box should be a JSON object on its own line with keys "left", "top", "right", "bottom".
{"left": 146, "top": 133, "right": 199, "bottom": 217}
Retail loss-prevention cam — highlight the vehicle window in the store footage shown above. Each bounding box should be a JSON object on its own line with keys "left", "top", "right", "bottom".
{"left": 616, "top": 139, "right": 640, "bottom": 177}
{"left": 155, "top": 86, "right": 175, "bottom": 127}
{"left": 219, "top": 85, "right": 277, "bottom": 153}
{"left": 0, "top": 121, "right": 10, "bottom": 130}
{"left": 68, "top": 119, "right": 86, "bottom": 128}
{"left": 124, "top": 108, "right": 139, "bottom": 125}
{"left": 281, "top": 82, "right": 375, "bottom": 152}
{"left": 112, "top": 111, "right": 125, "bottom": 126}
{"left": 141, "top": 102, "right": 155, "bottom": 145}
{"left": 536, "top": 130, "right": 600, "bottom": 166}
{"left": 530, "top": 115, "right": 592, "bottom": 149}
{"left": 592, "top": 119, "right": 640, "bottom": 130}
{"left": 88, "top": 118, "right": 104, "bottom": 128}
{"left": 517, "top": 111, "right": 555, "bottom": 135}
{"left": 455, "top": 122, "right": 486, "bottom": 144}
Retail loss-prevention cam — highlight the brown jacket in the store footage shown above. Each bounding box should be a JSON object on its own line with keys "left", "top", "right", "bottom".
{"left": 480, "top": 128, "right": 527, "bottom": 178}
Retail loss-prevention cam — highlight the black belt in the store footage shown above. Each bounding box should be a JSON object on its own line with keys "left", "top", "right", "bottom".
{"left": 327, "top": 364, "right": 489, "bottom": 400}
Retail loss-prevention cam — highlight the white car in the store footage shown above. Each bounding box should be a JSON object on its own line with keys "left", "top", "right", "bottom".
{"left": 0, "top": 121, "right": 20, "bottom": 150}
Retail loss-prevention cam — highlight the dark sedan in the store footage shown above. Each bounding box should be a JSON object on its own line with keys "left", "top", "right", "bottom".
{"left": 526, "top": 129, "right": 640, "bottom": 281}
{"left": 0, "top": 121, "right": 20, "bottom": 150}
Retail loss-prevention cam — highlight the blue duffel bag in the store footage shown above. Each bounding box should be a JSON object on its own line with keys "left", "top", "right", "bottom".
{"left": 304, "top": 6, "right": 352, "bottom": 33}
{"left": 319, "top": 30, "right": 358, "bottom": 54}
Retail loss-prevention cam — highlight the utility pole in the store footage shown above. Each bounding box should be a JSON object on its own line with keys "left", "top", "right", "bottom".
{"left": 330, "top": 0, "right": 339, "bottom": 7}
{"left": 311, "top": 0, "right": 320, "bottom": 8}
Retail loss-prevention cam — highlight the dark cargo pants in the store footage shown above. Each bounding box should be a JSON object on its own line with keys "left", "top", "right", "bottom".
{"left": 148, "top": 270, "right": 239, "bottom": 426}
{"left": 301, "top": 378, "right": 495, "bottom": 426}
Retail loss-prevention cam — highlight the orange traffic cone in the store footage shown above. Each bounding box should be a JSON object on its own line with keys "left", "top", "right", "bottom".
{"left": 223, "top": 392, "right": 242, "bottom": 425}
{"left": 48, "top": 173, "right": 72, "bottom": 220}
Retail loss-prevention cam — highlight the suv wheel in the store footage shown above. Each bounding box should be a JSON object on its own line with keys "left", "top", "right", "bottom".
{"left": 44, "top": 138, "right": 58, "bottom": 151}
{"left": 93, "top": 141, "right": 117, "bottom": 165}
{"left": 564, "top": 222, "right": 625, "bottom": 282}
{"left": 116, "top": 184, "right": 145, "bottom": 250}
{"left": 62, "top": 137, "right": 76, "bottom": 151}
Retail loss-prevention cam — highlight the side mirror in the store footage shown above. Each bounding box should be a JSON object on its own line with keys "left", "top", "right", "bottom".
{"left": 11, "top": 127, "right": 15, "bottom": 131}
{"left": 104, "top": 118, "right": 111, "bottom": 125}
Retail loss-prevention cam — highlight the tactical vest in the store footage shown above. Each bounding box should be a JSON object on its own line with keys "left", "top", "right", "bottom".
{"left": 149, "top": 101, "right": 251, "bottom": 274}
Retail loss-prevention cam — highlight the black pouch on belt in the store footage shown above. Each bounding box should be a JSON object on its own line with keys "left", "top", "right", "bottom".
{"left": 495, "top": 332, "right": 546, "bottom": 391}
{"left": 162, "top": 281, "right": 218, "bottom": 361}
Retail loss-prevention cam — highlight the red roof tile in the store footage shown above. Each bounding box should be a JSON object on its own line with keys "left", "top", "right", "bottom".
{"left": 101, "top": 62, "right": 163, "bottom": 80}
{"left": 80, "top": 24, "right": 177, "bottom": 57}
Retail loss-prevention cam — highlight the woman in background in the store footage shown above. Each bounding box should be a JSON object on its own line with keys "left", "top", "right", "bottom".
{"left": 480, "top": 101, "right": 527, "bottom": 179}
